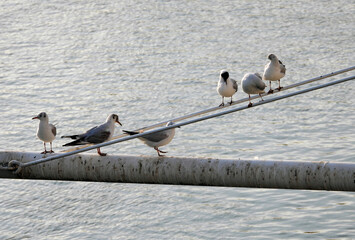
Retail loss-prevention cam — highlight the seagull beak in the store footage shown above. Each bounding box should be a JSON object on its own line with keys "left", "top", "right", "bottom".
{"left": 116, "top": 120, "right": 122, "bottom": 126}
{"left": 32, "top": 116, "right": 38, "bottom": 120}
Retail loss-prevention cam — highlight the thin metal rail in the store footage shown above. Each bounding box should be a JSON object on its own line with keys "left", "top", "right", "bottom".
{"left": 62, "top": 65, "right": 355, "bottom": 153}
{"left": 4, "top": 75, "right": 354, "bottom": 172}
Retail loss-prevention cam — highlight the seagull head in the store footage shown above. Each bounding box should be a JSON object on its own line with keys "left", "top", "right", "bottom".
{"left": 220, "top": 70, "right": 229, "bottom": 82}
{"left": 254, "top": 72, "right": 262, "bottom": 79}
{"left": 32, "top": 112, "right": 48, "bottom": 121}
{"left": 107, "top": 114, "right": 122, "bottom": 126}
{"left": 268, "top": 54, "right": 277, "bottom": 61}
{"left": 166, "top": 121, "right": 174, "bottom": 127}
{"left": 166, "top": 121, "right": 180, "bottom": 128}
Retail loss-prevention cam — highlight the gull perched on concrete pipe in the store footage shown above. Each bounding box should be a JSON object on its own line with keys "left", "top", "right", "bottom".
{"left": 241, "top": 72, "right": 267, "bottom": 107}
{"left": 262, "top": 54, "right": 286, "bottom": 94}
{"left": 32, "top": 112, "right": 57, "bottom": 154}
{"left": 217, "top": 69, "right": 238, "bottom": 107}
{"left": 62, "top": 114, "right": 122, "bottom": 156}
{"left": 123, "top": 121, "right": 178, "bottom": 157}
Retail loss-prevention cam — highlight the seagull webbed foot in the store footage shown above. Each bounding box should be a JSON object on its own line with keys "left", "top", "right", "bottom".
{"left": 155, "top": 147, "right": 167, "bottom": 157}
{"left": 157, "top": 151, "right": 167, "bottom": 157}
{"left": 97, "top": 148, "right": 107, "bottom": 156}
{"left": 276, "top": 86, "right": 283, "bottom": 91}
{"left": 248, "top": 102, "right": 253, "bottom": 108}
{"left": 41, "top": 150, "right": 53, "bottom": 154}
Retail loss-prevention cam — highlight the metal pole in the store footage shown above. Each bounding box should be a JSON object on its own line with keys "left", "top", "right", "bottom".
{"left": 4, "top": 75, "right": 353, "bottom": 171}
{"left": 1, "top": 152, "right": 354, "bottom": 191}
{"left": 62, "top": 66, "right": 355, "bottom": 152}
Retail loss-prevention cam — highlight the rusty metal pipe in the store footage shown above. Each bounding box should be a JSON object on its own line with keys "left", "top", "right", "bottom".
{"left": 0, "top": 151, "right": 354, "bottom": 192}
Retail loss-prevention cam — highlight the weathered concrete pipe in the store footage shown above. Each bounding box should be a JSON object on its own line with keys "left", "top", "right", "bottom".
{"left": 0, "top": 151, "right": 354, "bottom": 191}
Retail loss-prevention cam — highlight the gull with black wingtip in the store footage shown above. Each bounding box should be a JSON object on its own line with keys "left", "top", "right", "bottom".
{"left": 241, "top": 72, "right": 266, "bottom": 107}
{"left": 217, "top": 69, "right": 238, "bottom": 107}
{"left": 62, "top": 114, "right": 122, "bottom": 156}
{"left": 123, "top": 121, "right": 178, "bottom": 157}
{"left": 263, "top": 54, "right": 286, "bottom": 94}
{"left": 32, "top": 112, "right": 57, "bottom": 154}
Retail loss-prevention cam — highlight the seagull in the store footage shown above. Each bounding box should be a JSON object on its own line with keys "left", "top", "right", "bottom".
{"left": 62, "top": 114, "right": 122, "bottom": 156}
{"left": 262, "top": 54, "right": 286, "bottom": 94}
{"left": 217, "top": 69, "right": 238, "bottom": 106}
{"left": 32, "top": 112, "right": 57, "bottom": 154}
{"left": 241, "top": 72, "right": 267, "bottom": 107}
{"left": 123, "top": 121, "right": 177, "bottom": 157}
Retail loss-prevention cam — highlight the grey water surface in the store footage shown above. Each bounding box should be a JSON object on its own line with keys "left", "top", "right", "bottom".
{"left": 0, "top": 0, "right": 354, "bottom": 239}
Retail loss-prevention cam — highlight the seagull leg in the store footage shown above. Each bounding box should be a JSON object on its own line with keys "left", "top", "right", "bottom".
{"left": 229, "top": 97, "right": 233, "bottom": 105}
{"left": 259, "top": 93, "right": 265, "bottom": 102}
{"left": 248, "top": 95, "right": 253, "bottom": 107}
{"left": 154, "top": 147, "right": 166, "bottom": 157}
{"left": 219, "top": 97, "right": 224, "bottom": 107}
{"left": 97, "top": 148, "right": 107, "bottom": 156}
{"left": 268, "top": 81, "right": 273, "bottom": 94}
{"left": 49, "top": 142, "right": 54, "bottom": 153}
{"left": 41, "top": 142, "right": 47, "bottom": 154}
{"left": 276, "top": 80, "right": 283, "bottom": 91}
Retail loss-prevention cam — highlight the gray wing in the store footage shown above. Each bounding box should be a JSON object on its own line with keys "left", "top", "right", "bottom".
{"left": 83, "top": 124, "right": 110, "bottom": 143}
{"left": 231, "top": 78, "right": 238, "bottom": 91}
{"left": 49, "top": 124, "right": 57, "bottom": 136}
{"left": 62, "top": 126, "right": 97, "bottom": 140}
{"left": 142, "top": 131, "right": 169, "bottom": 142}
{"left": 279, "top": 60, "right": 286, "bottom": 74}
{"left": 254, "top": 76, "right": 266, "bottom": 91}
{"left": 280, "top": 64, "right": 286, "bottom": 74}
{"left": 85, "top": 130, "right": 111, "bottom": 143}
{"left": 84, "top": 126, "right": 98, "bottom": 135}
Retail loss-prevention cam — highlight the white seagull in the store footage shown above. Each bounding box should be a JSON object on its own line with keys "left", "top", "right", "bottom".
{"left": 62, "top": 114, "right": 122, "bottom": 156}
{"left": 262, "top": 54, "right": 286, "bottom": 94}
{"left": 123, "top": 121, "right": 178, "bottom": 157}
{"left": 32, "top": 112, "right": 57, "bottom": 154}
{"left": 241, "top": 72, "right": 267, "bottom": 107}
{"left": 217, "top": 69, "right": 238, "bottom": 106}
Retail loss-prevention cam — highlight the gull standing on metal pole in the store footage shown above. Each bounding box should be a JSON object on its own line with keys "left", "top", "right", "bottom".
{"left": 62, "top": 114, "right": 122, "bottom": 156}
{"left": 123, "top": 121, "right": 178, "bottom": 157}
{"left": 263, "top": 54, "right": 286, "bottom": 93}
{"left": 217, "top": 70, "right": 238, "bottom": 106}
{"left": 32, "top": 112, "right": 57, "bottom": 154}
{"left": 241, "top": 72, "right": 267, "bottom": 107}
